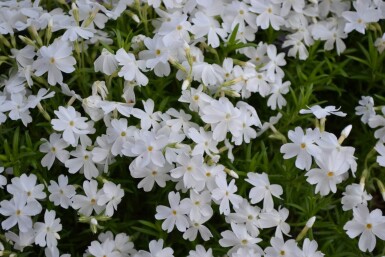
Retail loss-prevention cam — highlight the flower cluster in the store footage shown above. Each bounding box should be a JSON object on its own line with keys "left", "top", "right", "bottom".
{"left": 0, "top": 0, "right": 385, "bottom": 256}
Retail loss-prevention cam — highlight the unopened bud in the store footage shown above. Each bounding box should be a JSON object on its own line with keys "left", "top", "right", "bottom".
{"left": 45, "top": 19, "right": 53, "bottom": 44}
{"left": 306, "top": 216, "right": 316, "bottom": 228}
{"left": 82, "top": 8, "right": 99, "bottom": 28}
{"left": 224, "top": 168, "right": 238, "bottom": 179}
{"left": 72, "top": 3, "right": 80, "bottom": 24}
{"left": 132, "top": 13, "right": 140, "bottom": 23}
{"left": 28, "top": 25, "right": 43, "bottom": 46}
{"left": 376, "top": 179, "right": 385, "bottom": 201}
{"left": 296, "top": 216, "right": 316, "bottom": 242}
{"left": 182, "top": 79, "right": 190, "bottom": 90}
{"left": 18, "top": 35, "right": 37, "bottom": 48}
{"left": 169, "top": 57, "right": 187, "bottom": 73}
{"left": 342, "top": 125, "right": 352, "bottom": 136}
{"left": 0, "top": 35, "right": 11, "bottom": 48}
{"left": 224, "top": 90, "right": 241, "bottom": 98}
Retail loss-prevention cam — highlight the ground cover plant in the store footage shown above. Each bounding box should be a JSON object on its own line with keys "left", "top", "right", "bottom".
{"left": 1, "top": 0, "right": 385, "bottom": 256}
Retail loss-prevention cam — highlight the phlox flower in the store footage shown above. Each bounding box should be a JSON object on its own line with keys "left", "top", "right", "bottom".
{"left": 342, "top": 0, "right": 381, "bottom": 34}
{"left": 0, "top": 167, "right": 6, "bottom": 189}
{"left": 48, "top": 175, "right": 76, "bottom": 209}
{"left": 219, "top": 223, "right": 262, "bottom": 255}
{"left": 355, "top": 96, "right": 375, "bottom": 124}
{"left": 368, "top": 107, "right": 385, "bottom": 142}
{"left": 4, "top": 230, "right": 35, "bottom": 252}
{"left": 259, "top": 207, "right": 290, "bottom": 239}
{"left": 155, "top": 191, "right": 189, "bottom": 232}
{"left": 246, "top": 172, "right": 283, "bottom": 211}
{"left": 0, "top": 195, "right": 42, "bottom": 232}
{"left": 201, "top": 97, "right": 242, "bottom": 142}
{"left": 341, "top": 183, "right": 372, "bottom": 211}
{"left": 128, "top": 130, "right": 168, "bottom": 168}
{"left": 138, "top": 35, "right": 172, "bottom": 77}
{"left": 375, "top": 142, "right": 385, "bottom": 167}
{"left": 7, "top": 173, "right": 46, "bottom": 203}
{"left": 34, "top": 210, "right": 62, "bottom": 248}
{"left": 267, "top": 79, "right": 291, "bottom": 110}
{"left": 65, "top": 146, "right": 100, "bottom": 180}
{"left": 183, "top": 215, "right": 213, "bottom": 241}
{"left": 51, "top": 106, "right": 91, "bottom": 147}
{"left": 250, "top": 0, "right": 285, "bottom": 30}
{"left": 88, "top": 238, "right": 120, "bottom": 257}
{"left": 226, "top": 199, "right": 261, "bottom": 237}
{"left": 170, "top": 153, "right": 205, "bottom": 191}
{"left": 211, "top": 176, "right": 243, "bottom": 215}
{"left": 131, "top": 99, "right": 161, "bottom": 130}
{"left": 305, "top": 151, "right": 350, "bottom": 196}
{"left": 115, "top": 48, "right": 148, "bottom": 86}
{"left": 187, "top": 245, "right": 213, "bottom": 257}
{"left": 300, "top": 105, "right": 346, "bottom": 119}
{"left": 129, "top": 162, "right": 172, "bottom": 192}
{"left": 190, "top": 11, "right": 227, "bottom": 48}
{"left": 94, "top": 48, "right": 118, "bottom": 75}
{"left": 134, "top": 239, "right": 174, "bottom": 257}
{"left": 39, "top": 133, "right": 69, "bottom": 169}
{"left": 302, "top": 238, "right": 324, "bottom": 257}
{"left": 183, "top": 189, "right": 213, "bottom": 221}
{"left": 344, "top": 204, "right": 385, "bottom": 252}
{"left": 280, "top": 127, "right": 321, "bottom": 171}
{"left": 33, "top": 40, "right": 76, "bottom": 86}
{"left": 97, "top": 181, "right": 124, "bottom": 217}
{"left": 72, "top": 180, "right": 104, "bottom": 216}
{"left": 264, "top": 237, "right": 302, "bottom": 257}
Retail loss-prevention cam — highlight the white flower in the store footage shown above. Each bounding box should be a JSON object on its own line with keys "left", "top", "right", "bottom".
{"left": 341, "top": 183, "right": 372, "bottom": 211}
{"left": 51, "top": 106, "right": 91, "bottom": 147}
{"left": 190, "top": 11, "right": 227, "bottom": 48}
{"left": 134, "top": 239, "right": 174, "bottom": 257}
{"left": 187, "top": 245, "right": 213, "bottom": 257}
{"left": 246, "top": 172, "right": 282, "bottom": 211}
{"left": 355, "top": 96, "right": 375, "bottom": 124}
{"left": 300, "top": 105, "right": 346, "bottom": 119}
{"left": 72, "top": 180, "right": 104, "bottom": 216}
{"left": 368, "top": 107, "right": 385, "bottom": 142}
{"left": 375, "top": 142, "right": 385, "bottom": 167}
{"left": 34, "top": 210, "right": 62, "bottom": 248}
{"left": 250, "top": 0, "right": 285, "bottom": 30}
{"left": 259, "top": 207, "right": 291, "bottom": 239}
{"left": 115, "top": 48, "right": 148, "bottom": 86}
{"left": 305, "top": 152, "right": 350, "bottom": 196}
{"left": 97, "top": 181, "right": 124, "bottom": 217}
{"left": 219, "top": 222, "right": 262, "bottom": 255}
{"left": 280, "top": 127, "right": 321, "bottom": 171}
{"left": 88, "top": 238, "right": 120, "bottom": 257}
{"left": 0, "top": 195, "right": 42, "bottom": 232}
{"left": 183, "top": 215, "right": 213, "bottom": 241}
{"left": 344, "top": 204, "right": 385, "bottom": 252}
{"left": 264, "top": 237, "right": 302, "bottom": 257}
{"left": 4, "top": 230, "right": 34, "bottom": 252}
{"left": 94, "top": 48, "right": 118, "bottom": 75}
{"left": 33, "top": 40, "right": 76, "bottom": 85}
{"left": 7, "top": 173, "right": 46, "bottom": 203}
{"left": 129, "top": 162, "right": 172, "bottom": 192}
{"left": 211, "top": 176, "right": 243, "bottom": 215}
{"left": 201, "top": 97, "right": 242, "bottom": 142}
{"left": 302, "top": 238, "right": 324, "bottom": 257}
{"left": 342, "top": 0, "right": 380, "bottom": 34}
{"left": 65, "top": 146, "right": 100, "bottom": 180}
{"left": 155, "top": 191, "right": 189, "bottom": 232}
{"left": 39, "top": 133, "right": 70, "bottom": 169}
{"left": 170, "top": 154, "right": 205, "bottom": 191}
{"left": 0, "top": 167, "right": 7, "bottom": 189}
{"left": 48, "top": 175, "right": 76, "bottom": 209}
